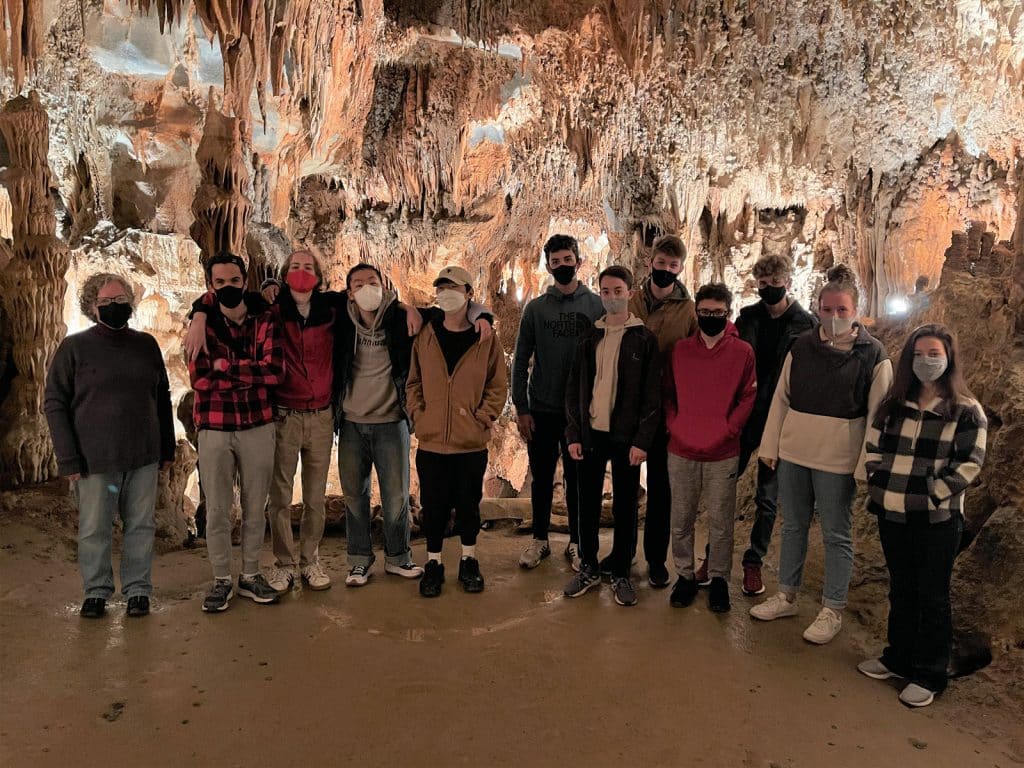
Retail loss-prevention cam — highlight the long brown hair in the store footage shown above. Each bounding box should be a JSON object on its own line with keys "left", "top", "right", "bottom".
{"left": 876, "top": 323, "right": 975, "bottom": 423}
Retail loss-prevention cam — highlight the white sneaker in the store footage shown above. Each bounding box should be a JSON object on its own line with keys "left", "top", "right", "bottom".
{"left": 345, "top": 564, "right": 370, "bottom": 587}
{"left": 301, "top": 562, "right": 332, "bottom": 591}
{"left": 803, "top": 607, "right": 842, "bottom": 644}
{"left": 564, "top": 543, "right": 581, "bottom": 573}
{"left": 857, "top": 658, "right": 901, "bottom": 680}
{"left": 899, "top": 683, "right": 935, "bottom": 708}
{"left": 385, "top": 561, "right": 424, "bottom": 579}
{"left": 519, "top": 539, "right": 551, "bottom": 569}
{"left": 266, "top": 566, "right": 295, "bottom": 593}
{"left": 750, "top": 592, "right": 799, "bottom": 621}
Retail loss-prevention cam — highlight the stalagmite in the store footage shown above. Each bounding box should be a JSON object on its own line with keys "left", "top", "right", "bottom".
{"left": 0, "top": 92, "right": 70, "bottom": 488}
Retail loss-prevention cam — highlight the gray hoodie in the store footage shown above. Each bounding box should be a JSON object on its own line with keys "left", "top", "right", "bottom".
{"left": 512, "top": 282, "right": 605, "bottom": 414}
{"left": 343, "top": 289, "right": 404, "bottom": 423}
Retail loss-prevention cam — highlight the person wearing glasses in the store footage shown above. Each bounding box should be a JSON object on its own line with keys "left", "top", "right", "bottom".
{"left": 664, "top": 283, "right": 756, "bottom": 613}
{"left": 752, "top": 264, "right": 892, "bottom": 644}
{"left": 859, "top": 324, "right": 986, "bottom": 708}
{"left": 626, "top": 235, "right": 697, "bottom": 589}
{"left": 45, "top": 273, "right": 176, "bottom": 619}
{"left": 563, "top": 266, "right": 661, "bottom": 607}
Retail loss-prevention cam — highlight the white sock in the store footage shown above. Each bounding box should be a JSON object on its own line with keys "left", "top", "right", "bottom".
{"left": 427, "top": 551, "right": 442, "bottom": 563}
{"left": 461, "top": 544, "right": 476, "bottom": 560}
{"left": 241, "top": 572, "right": 258, "bottom": 581}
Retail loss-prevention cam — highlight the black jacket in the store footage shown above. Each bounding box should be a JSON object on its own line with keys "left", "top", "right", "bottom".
{"left": 564, "top": 322, "right": 662, "bottom": 451}
{"left": 735, "top": 298, "right": 816, "bottom": 450}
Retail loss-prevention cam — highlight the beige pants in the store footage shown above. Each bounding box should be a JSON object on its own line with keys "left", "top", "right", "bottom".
{"left": 268, "top": 407, "right": 335, "bottom": 568}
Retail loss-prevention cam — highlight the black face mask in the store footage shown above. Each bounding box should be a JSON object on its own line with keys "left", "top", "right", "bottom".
{"left": 97, "top": 302, "right": 132, "bottom": 329}
{"left": 697, "top": 315, "right": 727, "bottom": 337}
{"left": 551, "top": 265, "right": 577, "bottom": 286}
{"left": 650, "top": 268, "right": 678, "bottom": 289}
{"left": 758, "top": 285, "right": 787, "bottom": 305}
{"left": 215, "top": 285, "right": 245, "bottom": 309}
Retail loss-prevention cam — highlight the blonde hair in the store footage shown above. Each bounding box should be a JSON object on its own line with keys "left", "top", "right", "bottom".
{"left": 79, "top": 273, "right": 135, "bottom": 319}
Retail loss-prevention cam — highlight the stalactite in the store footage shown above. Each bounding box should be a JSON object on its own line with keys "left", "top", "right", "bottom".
{"left": 123, "top": 0, "right": 189, "bottom": 34}
{"left": 2, "top": 0, "right": 44, "bottom": 91}
{"left": 189, "top": 93, "right": 252, "bottom": 264}
{"left": 0, "top": 92, "right": 70, "bottom": 489}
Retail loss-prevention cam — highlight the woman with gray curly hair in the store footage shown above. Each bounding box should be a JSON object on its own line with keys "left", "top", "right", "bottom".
{"left": 44, "top": 273, "right": 175, "bottom": 619}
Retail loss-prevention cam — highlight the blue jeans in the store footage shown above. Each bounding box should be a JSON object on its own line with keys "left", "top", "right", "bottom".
{"left": 74, "top": 463, "right": 159, "bottom": 599}
{"left": 339, "top": 420, "right": 411, "bottom": 568}
{"left": 777, "top": 460, "right": 855, "bottom": 610}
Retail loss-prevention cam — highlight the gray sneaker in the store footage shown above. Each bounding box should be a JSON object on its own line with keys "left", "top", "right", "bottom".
{"left": 613, "top": 577, "right": 638, "bottom": 606}
{"left": 564, "top": 565, "right": 601, "bottom": 598}
{"left": 202, "top": 579, "right": 233, "bottom": 613}
{"left": 237, "top": 574, "right": 281, "bottom": 604}
{"left": 519, "top": 539, "right": 551, "bottom": 569}
{"left": 858, "top": 658, "right": 901, "bottom": 680}
{"left": 899, "top": 683, "right": 935, "bottom": 708}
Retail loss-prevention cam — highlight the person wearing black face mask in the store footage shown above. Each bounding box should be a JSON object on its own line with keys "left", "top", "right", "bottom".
{"left": 724, "top": 254, "right": 816, "bottom": 598}
{"left": 624, "top": 234, "right": 697, "bottom": 589}
{"left": 45, "top": 274, "right": 176, "bottom": 620}
{"left": 664, "top": 283, "right": 756, "bottom": 613}
{"left": 514, "top": 234, "right": 604, "bottom": 571}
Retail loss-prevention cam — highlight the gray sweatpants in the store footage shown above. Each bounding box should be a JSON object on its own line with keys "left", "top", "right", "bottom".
{"left": 198, "top": 423, "right": 276, "bottom": 579}
{"left": 668, "top": 453, "right": 739, "bottom": 580}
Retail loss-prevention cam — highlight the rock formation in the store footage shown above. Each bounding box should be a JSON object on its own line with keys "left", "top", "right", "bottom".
{"left": 0, "top": 91, "right": 70, "bottom": 488}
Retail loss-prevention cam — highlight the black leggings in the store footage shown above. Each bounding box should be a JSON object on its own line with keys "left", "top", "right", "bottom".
{"left": 417, "top": 449, "right": 488, "bottom": 553}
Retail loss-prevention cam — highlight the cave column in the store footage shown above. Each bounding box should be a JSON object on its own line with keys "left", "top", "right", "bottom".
{"left": 0, "top": 92, "right": 71, "bottom": 488}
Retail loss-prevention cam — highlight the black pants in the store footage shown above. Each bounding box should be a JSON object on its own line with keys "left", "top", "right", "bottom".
{"left": 578, "top": 431, "right": 640, "bottom": 578}
{"left": 742, "top": 459, "right": 779, "bottom": 566}
{"left": 527, "top": 411, "right": 579, "bottom": 543}
{"left": 878, "top": 512, "right": 962, "bottom": 693}
{"left": 640, "top": 428, "right": 671, "bottom": 568}
{"left": 416, "top": 449, "right": 488, "bottom": 553}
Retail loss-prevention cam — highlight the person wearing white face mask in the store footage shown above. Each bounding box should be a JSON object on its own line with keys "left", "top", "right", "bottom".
{"left": 341, "top": 263, "right": 494, "bottom": 588}
{"left": 752, "top": 264, "right": 893, "bottom": 644}
{"left": 859, "top": 323, "right": 986, "bottom": 708}
{"left": 406, "top": 266, "right": 508, "bottom": 598}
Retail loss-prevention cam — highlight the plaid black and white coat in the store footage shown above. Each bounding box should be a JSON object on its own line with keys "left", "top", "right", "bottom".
{"left": 863, "top": 397, "right": 987, "bottom": 523}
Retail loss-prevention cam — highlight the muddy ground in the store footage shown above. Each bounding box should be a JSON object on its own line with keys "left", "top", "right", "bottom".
{"left": 1, "top": 506, "right": 1022, "bottom": 768}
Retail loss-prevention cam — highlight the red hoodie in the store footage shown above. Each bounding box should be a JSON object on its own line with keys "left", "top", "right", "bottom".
{"left": 663, "top": 322, "right": 757, "bottom": 461}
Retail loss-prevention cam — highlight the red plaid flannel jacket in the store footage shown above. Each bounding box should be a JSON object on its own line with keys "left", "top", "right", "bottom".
{"left": 189, "top": 307, "right": 284, "bottom": 431}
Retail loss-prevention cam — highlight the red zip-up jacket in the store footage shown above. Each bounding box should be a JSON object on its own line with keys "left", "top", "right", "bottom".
{"left": 663, "top": 322, "right": 756, "bottom": 461}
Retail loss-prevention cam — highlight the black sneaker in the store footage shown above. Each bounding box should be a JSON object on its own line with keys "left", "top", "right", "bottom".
{"left": 709, "top": 577, "right": 731, "bottom": 613}
{"left": 670, "top": 576, "right": 698, "bottom": 607}
{"left": 612, "top": 577, "right": 638, "bottom": 606}
{"left": 202, "top": 580, "right": 233, "bottom": 613}
{"left": 648, "top": 563, "right": 670, "bottom": 589}
{"left": 80, "top": 597, "right": 106, "bottom": 619}
{"left": 458, "top": 557, "right": 485, "bottom": 593}
{"left": 237, "top": 574, "right": 280, "bottom": 604}
{"left": 564, "top": 564, "right": 602, "bottom": 598}
{"left": 420, "top": 560, "right": 445, "bottom": 598}
{"left": 126, "top": 596, "right": 150, "bottom": 618}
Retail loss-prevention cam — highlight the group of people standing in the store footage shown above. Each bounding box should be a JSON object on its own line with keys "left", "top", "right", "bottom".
{"left": 43, "top": 233, "right": 986, "bottom": 709}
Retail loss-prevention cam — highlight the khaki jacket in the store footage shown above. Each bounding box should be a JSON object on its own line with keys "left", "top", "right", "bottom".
{"left": 628, "top": 279, "right": 697, "bottom": 362}
{"left": 406, "top": 322, "right": 508, "bottom": 454}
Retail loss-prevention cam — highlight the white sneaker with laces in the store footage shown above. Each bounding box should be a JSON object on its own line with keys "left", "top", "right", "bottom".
{"left": 302, "top": 562, "right": 332, "bottom": 590}
{"left": 519, "top": 539, "right": 551, "bottom": 569}
{"left": 385, "top": 561, "right": 424, "bottom": 579}
{"left": 345, "top": 564, "right": 370, "bottom": 587}
{"left": 564, "top": 543, "right": 581, "bottom": 573}
{"left": 750, "top": 592, "right": 799, "bottom": 621}
{"left": 803, "top": 606, "right": 842, "bottom": 644}
{"left": 266, "top": 566, "right": 295, "bottom": 593}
